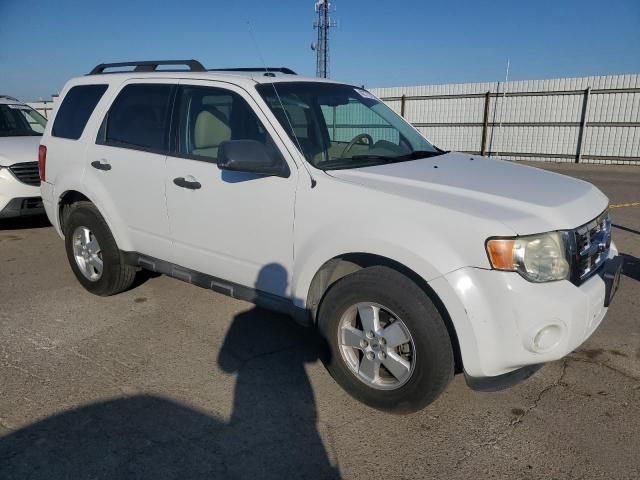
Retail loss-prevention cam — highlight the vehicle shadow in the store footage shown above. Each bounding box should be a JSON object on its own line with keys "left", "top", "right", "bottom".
{"left": 216, "top": 263, "right": 340, "bottom": 479}
{"left": 0, "top": 264, "right": 341, "bottom": 479}
{"left": 0, "top": 214, "right": 50, "bottom": 230}
{"left": 0, "top": 395, "right": 228, "bottom": 479}
{"left": 619, "top": 253, "right": 640, "bottom": 282}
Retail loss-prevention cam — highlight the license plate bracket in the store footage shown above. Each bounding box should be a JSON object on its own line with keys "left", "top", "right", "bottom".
{"left": 603, "top": 256, "right": 623, "bottom": 307}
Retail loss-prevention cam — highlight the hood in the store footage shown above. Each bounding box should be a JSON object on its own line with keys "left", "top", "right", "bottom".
{"left": 0, "top": 136, "right": 42, "bottom": 167}
{"left": 326, "top": 152, "right": 609, "bottom": 234}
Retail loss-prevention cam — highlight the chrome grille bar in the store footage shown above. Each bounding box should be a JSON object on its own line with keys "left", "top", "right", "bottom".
{"left": 571, "top": 210, "right": 611, "bottom": 284}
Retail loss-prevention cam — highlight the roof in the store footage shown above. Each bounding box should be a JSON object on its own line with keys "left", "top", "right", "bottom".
{"left": 61, "top": 71, "right": 349, "bottom": 99}
{"left": 75, "top": 60, "right": 346, "bottom": 88}
{"left": 79, "top": 70, "right": 344, "bottom": 85}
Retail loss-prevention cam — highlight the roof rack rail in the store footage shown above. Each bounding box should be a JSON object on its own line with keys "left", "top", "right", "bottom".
{"left": 0, "top": 95, "right": 20, "bottom": 102}
{"left": 208, "top": 67, "right": 297, "bottom": 76}
{"left": 88, "top": 60, "right": 206, "bottom": 75}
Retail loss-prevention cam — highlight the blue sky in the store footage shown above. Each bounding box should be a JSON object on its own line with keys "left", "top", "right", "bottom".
{"left": 1, "top": 0, "right": 639, "bottom": 100}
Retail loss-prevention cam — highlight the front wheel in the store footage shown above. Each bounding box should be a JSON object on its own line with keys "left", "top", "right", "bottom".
{"left": 317, "top": 266, "right": 454, "bottom": 413}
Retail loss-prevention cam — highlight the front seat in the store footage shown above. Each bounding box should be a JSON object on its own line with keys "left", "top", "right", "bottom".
{"left": 192, "top": 109, "right": 231, "bottom": 159}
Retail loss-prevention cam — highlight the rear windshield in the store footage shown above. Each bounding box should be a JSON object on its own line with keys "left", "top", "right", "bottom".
{"left": 52, "top": 84, "right": 108, "bottom": 140}
{"left": 0, "top": 104, "right": 47, "bottom": 137}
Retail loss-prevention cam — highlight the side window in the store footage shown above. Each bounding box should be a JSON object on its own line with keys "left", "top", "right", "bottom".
{"left": 103, "top": 84, "right": 174, "bottom": 152}
{"left": 175, "top": 85, "right": 272, "bottom": 161}
{"left": 52, "top": 84, "right": 108, "bottom": 140}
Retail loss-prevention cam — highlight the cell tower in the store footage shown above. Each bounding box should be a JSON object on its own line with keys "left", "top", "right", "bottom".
{"left": 311, "top": 0, "right": 337, "bottom": 78}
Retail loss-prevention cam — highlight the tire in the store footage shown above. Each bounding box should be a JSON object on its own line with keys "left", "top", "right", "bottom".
{"left": 317, "top": 266, "right": 454, "bottom": 413}
{"left": 63, "top": 201, "right": 136, "bottom": 296}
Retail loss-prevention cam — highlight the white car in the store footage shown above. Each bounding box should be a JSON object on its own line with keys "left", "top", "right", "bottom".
{"left": 39, "top": 60, "right": 622, "bottom": 413}
{"left": 0, "top": 95, "right": 47, "bottom": 219}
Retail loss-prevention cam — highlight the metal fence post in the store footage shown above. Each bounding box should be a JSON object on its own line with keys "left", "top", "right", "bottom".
{"left": 575, "top": 87, "right": 591, "bottom": 163}
{"left": 481, "top": 91, "right": 491, "bottom": 156}
{"left": 400, "top": 94, "right": 406, "bottom": 118}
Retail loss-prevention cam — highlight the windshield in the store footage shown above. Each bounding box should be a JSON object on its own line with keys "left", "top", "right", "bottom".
{"left": 0, "top": 104, "right": 47, "bottom": 137}
{"left": 256, "top": 82, "right": 441, "bottom": 170}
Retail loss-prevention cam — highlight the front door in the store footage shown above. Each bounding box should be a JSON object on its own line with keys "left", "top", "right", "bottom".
{"left": 165, "top": 81, "right": 298, "bottom": 298}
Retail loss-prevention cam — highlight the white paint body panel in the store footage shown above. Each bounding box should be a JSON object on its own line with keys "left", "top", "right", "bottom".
{"left": 327, "top": 152, "right": 609, "bottom": 235}
{"left": 40, "top": 70, "right": 617, "bottom": 382}
{"left": 83, "top": 79, "right": 175, "bottom": 259}
{"left": 164, "top": 79, "right": 298, "bottom": 296}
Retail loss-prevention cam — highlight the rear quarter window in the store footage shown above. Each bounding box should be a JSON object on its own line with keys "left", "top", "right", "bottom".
{"left": 52, "top": 84, "right": 108, "bottom": 140}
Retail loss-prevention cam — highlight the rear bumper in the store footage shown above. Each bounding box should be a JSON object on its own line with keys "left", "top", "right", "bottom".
{"left": 430, "top": 243, "right": 619, "bottom": 379}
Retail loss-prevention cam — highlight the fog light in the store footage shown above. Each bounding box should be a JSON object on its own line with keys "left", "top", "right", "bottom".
{"left": 533, "top": 324, "right": 563, "bottom": 351}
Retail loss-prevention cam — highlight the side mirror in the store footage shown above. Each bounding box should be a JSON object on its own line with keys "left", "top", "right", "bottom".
{"left": 217, "top": 140, "right": 289, "bottom": 178}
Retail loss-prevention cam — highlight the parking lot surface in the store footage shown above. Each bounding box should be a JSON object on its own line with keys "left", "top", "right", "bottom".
{"left": 1, "top": 163, "right": 638, "bottom": 479}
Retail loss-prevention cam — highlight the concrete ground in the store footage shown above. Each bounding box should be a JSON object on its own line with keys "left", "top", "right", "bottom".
{"left": 0, "top": 163, "right": 638, "bottom": 479}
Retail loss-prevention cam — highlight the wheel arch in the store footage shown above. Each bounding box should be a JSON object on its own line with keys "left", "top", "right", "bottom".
{"left": 56, "top": 188, "right": 133, "bottom": 252}
{"left": 305, "top": 252, "right": 463, "bottom": 373}
{"left": 58, "top": 190, "right": 92, "bottom": 232}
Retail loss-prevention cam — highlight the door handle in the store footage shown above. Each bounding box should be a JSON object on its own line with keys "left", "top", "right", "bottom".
{"left": 91, "top": 160, "right": 112, "bottom": 171}
{"left": 173, "top": 177, "right": 202, "bottom": 190}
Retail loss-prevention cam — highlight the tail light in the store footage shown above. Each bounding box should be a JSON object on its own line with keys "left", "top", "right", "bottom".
{"left": 38, "top": 145, "right": 47, "bottom": 182}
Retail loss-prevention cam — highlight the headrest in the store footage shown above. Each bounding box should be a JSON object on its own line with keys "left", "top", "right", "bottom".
{"left": 194, "top": 110, "right": 231, "bottom": 148}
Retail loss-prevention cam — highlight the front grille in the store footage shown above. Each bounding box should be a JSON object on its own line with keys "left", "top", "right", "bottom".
{"left": 570, "top": 210, "right": 611, "bottom": 284}
{"left": 9, "top": 162, "right": 41, "bottom": 186}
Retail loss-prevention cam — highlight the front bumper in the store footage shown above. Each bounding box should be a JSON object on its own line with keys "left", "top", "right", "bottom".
{"left": 429, "top": 243, "right": 619, "bottom": 379}
{"left": 0, "top": 167, "right": 43, "bottom": 218}
{"left": 0, "top": 197, "right": 45, "bottom": 218}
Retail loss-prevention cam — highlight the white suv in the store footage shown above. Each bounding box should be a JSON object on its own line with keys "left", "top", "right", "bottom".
{"left": 39, "top": 60, "right": 622, "bottom": 412}
{"left": 0, "top": 95, "right": 47, "bottom": 219}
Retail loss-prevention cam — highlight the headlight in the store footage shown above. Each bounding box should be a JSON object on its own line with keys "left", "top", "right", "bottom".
{"left": 486, "top": 232, "right": 570, "bottom": 282}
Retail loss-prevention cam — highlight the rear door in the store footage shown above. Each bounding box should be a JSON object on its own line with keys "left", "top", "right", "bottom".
{"left": 85, "top": 80, "right": 175, "bottom": 260}
{"left": 164, "top": 80, "right": 298, "bottom": 297}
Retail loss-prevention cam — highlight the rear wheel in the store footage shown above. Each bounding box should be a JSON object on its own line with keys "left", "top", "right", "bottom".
{"left": 64, "top": 202, "right": 136, "bottom": 296}
{"left": 318, "top": 266, "right": 454, "bottom": 413}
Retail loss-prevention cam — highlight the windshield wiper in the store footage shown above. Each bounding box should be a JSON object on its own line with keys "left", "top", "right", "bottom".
{"left": 403, "top": 150, "right": 446, "bottom": 160}
{"left": 350, "top": 150, "right": 445, "bottom": 163}
{"left": 349, "top": 154, "right": 395, "bottom": 161}
{"left": 319, "top": 150, "right": 447, "bottom": 170}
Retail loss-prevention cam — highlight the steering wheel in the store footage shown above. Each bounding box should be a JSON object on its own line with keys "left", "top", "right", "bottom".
{"left": 341, "top": 133, "right": 374, "bottom": 157}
